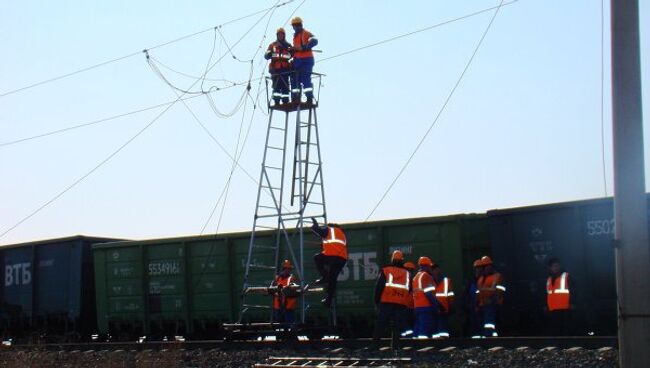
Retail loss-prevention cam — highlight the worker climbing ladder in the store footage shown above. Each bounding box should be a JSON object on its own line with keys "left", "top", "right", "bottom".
{"left": 238, "top": 74, "right": 330, "bottom": 326}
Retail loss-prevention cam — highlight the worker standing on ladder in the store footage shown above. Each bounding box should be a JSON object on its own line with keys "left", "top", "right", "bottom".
{"left": 290, "top": 17, "right": 318, "bottom": 104}
{"left": 264, "top": 28, "right": 293, "bottom": 105}
{"left": 270, "top": 260, "right": 300, "bottom": 324}
{"left": 311, "top": 218, "right": 347, "bottom": 306}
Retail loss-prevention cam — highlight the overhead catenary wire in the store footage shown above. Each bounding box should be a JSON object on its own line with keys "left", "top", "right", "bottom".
{"left": 365, "top": 0, "right": 506, "bottom": 221}
{"left": 2, "top": 1, "right": 517, "bottom": 149}
{"left": 0, "top": 0, "right": 297, "bottom": 99}
{"left": 0, "top": 4, "right": 282, "bottom": 240}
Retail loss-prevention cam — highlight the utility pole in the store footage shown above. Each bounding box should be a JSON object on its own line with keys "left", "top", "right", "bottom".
{"left": 610, "top": 0, "right": 650, "bottom": 367}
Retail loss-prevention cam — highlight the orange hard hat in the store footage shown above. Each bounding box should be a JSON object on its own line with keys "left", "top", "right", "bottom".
{"left": 418, "top": 256, "right": 434, "bottom": 267}
{"left": 281, "top": 259, "right": 293, "bottom": 269}
{"left": 477, "top": 256, "right": 493, "bottom": 266}
{"left": 473, "top": 259, "right": 482, "bottom": 267}
{"left": 276, "top": 27, "right": 285, "bottom": 34}
{"left": 403, "top": 261, "right": 416, "bottom": 271}
{"left": 391, "top": 250, "right": 404, "bottom": 262}
{"left": 291, "top": 16, "right": 303, "bottom": 25}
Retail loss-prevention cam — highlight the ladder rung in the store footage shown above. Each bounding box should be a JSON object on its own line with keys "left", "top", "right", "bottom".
{"left": 249, "top": 264, "right": 276, "bottom": 270}
{"left": 306, "top": 201, "right": 323, "bottom": 205}
{"left": 256, "top": 213, "right": 281, "bottom": 219}
{"left": 296, "top": 160, "right": 320, "bottom": 165}
{"left": 253, "top": 244, "right": 276, "bottom": 250}
{"left": 299, "top": 142, "right": 318, "bottom": 146}
{"left": 242, "top": 304, "right": 272, "bottom": 309}
{"left": 261, "top": 185, "right": 281, "bottom": 190}
{"left": 258, "top": 205, "right": 278, "bottom": 210}
{"left": 255, "top": 225, "right": 278, "bottom": 230}
{"left": 270, "top": 126, "right": 285, "bottom": 131}
{"left": 267, "top": 146, "right": 284, "bottom": 151}
{"left": 264, "top": 166, "right": 282, "bottom": 171}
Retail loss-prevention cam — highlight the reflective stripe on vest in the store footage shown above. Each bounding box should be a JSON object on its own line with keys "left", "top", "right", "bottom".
{"left": 322, "top": 227, "right": 347, "bottom": 259}
{"left": 381, "top": 267, "right": 411, "bottom": 306}
{"left": 546, "top": 272, "right": 570, "bottom": 311}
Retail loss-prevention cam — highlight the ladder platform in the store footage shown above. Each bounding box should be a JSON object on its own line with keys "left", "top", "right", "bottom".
{"left": 270, "top": 101, "right": 318, "bottom": 112}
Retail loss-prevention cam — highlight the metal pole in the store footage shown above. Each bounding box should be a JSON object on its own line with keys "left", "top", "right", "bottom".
{"left": 610, "top": 0, "right": 650, "bottom": 366}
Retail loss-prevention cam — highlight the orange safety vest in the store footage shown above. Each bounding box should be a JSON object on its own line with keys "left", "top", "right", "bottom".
{"left": 273, "top": 274, "right": 298, "bottom": 310}
{"left": 546, "top": 272, "right": 570, "bottom": 311}
{"left": 434, "top": 277, "right": 454, "bottom": 312}
{"left": 412, "top": 271, "right": 436, "bottom": 308}
{"left": 293, "top": 29, "right": 315, "bottom": 59}
{"left": 321, "top": 226, "right": 348, "bottom": 259}
{"left": 267, "top": 41, "right": 292, "bottom": 72}
{"left": 477, "top": 272, "right": 505, "bottom": 307}
{"left": 380, "top": 266, "right": 411, "bottom": 307}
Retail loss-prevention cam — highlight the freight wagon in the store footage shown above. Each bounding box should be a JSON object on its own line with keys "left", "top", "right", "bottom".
{"left": 0, "top": 236, "right": 120, "bottom": 342}
{"left": 488, "top": 197, "right": 644, "bottom": 336}
{"left": 92, "top": 214, "right": 490, "bottom": 339}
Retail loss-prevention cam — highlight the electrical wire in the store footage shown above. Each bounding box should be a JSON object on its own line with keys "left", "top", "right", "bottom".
{"left": 0, "top": 0, "right": 297, "bottom": 99}
{"left": 0, "top": 4, "right": 281, "bottom": 239}
{"left": 318, "top": 0, "right": 518, "bottom": 64}
{"left": 365, "top": 0, "right": 506, "bottom": 221}
{"left": 4, "top": 1, "right": 510, "bottom": 149}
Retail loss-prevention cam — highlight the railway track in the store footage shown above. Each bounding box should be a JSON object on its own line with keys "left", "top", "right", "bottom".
{"left": 4, "top": 336, "right": 617, "bottom": 352}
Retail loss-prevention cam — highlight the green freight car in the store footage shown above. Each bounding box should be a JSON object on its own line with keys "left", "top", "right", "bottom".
{"left": 92, "top": 214, "right": 489, "bottom": 339}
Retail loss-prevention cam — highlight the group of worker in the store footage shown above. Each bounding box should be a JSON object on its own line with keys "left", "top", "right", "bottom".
{"left": 268, "top": 222, "right": 573, "bottom": 339}
{"left": 372, "top": 250, "right": 457, "bottom": 341}
{"left": 265, "top": 16, "right": 318, "bottom": 105}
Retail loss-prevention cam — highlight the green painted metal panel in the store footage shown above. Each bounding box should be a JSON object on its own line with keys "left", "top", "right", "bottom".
{"left": 93, "top": 249, "right": 108, "bottom": 333}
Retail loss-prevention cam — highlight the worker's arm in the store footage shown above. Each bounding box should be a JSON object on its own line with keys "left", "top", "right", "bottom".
{"left": 305, "top": 33, "right": 318, "bottom": 49}
{"left": 311, "top": 217, "right": 328, "bottom": 238}
{"left": 264, "top": 45, "right": 273, "bottom": 60}
{"left": 374, "top": 272, "right": 386, "bottom": 305}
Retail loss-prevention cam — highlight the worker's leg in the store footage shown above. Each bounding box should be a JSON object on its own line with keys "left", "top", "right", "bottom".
{"left": 284, "top": 310, "right": 295, "bottom": 324}
{"left": 437, "top": 312, "right": 450, "bottom": 338}
{"left": 482, "top": 305, "right": 498, "bottom": 337}
{"left": 391, "top": 305, "right": 406, "bottom": 349}
{"left": 372, "top": 303, "right": 392, "bottom": 342}
{"left": 301, "top": 57, "right": 315, "bottom": 100}
{"left": 271, "top": 73, "right": 281, "bottom": 104}
{"left": 401, "top": 308, "right": 414, "bottom": 337}
{"left": 470, "top": 306, "right": 482, "bottom": 338}
{"left": 324, "top": 256, "right": 346, "bottom": 303}
{"left": 313, "top": 253, "right": 328, "bottom": 281}
{"left": 291, "top": 59, "right": 303, "bottom": 102}
{"left": 414, "top": 307, "right": 433, "bottom": 338}
{"left": 279, "top": 71, "right": 290, "bottom": 104}
{"left": 272, "top": 309, "right": 282, "bottom": 323}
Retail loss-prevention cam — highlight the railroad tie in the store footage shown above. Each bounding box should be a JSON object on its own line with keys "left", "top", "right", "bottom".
{"left": 254, "top": 356, "right": 411, "bottom": 368}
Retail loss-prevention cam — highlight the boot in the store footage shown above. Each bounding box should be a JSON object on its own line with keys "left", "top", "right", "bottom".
{"left": 291, "top": 93, "right": 301, "bottom": 104}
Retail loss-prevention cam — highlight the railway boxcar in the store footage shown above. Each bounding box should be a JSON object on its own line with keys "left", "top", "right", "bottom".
{"left": 0, "top": 235, "right": 120, "bottom": 342}
{"left": 487, "top": 196, "right": 646, "bottom": 336}
{"left": 93, "top": 215, "right": 489, "bottom": 339}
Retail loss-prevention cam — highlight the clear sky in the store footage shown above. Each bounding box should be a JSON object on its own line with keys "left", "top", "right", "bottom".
{"left": 1, "top": 0, "right": 649, "bottom": 245}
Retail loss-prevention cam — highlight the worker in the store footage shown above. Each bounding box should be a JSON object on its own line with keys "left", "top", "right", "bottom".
{"left": 311, "top": 218, "right": 347, "bottom": 307}
{"left": 373, "top": 250, "right": 412, "bottom": 347}
{"left": 270, "top": 259, "right": 300, "bottom": 324}
{"left": 264, "top": 28, "right": 293, "bottom": 105}
{"left": 546, "top": 257, "right": 572, "bottom": 335}
{"left": 400, "top": 261, "right": 416, "bottom": 337}
{"left": 432, "top": 263, "right": 454, "bottom": 338}
{"left": 476, "top": 256, "right": 505, "bottom": 337}
{"left": 411, "top": 256, "right": 438, "bottom": 338}
{"left": 463, "top": 259, "right": 483, "bottom": 338}
{"left": 290, "top": 17, "right": 318, "bottom": 104}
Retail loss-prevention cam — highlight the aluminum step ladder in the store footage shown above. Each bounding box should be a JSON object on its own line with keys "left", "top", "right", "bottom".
{"left": 239, "top": 76, "right": 328, "bottom": 325}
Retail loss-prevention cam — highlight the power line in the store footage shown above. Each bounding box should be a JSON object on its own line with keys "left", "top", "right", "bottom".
{"left": 318, "top": 0, "right": 518, "bottom": 64}
{"left": 365, "top": 0, "right": 506, "bottom": 221}
{"left": 3, "top": 1, "right": 512, "bottom": 149}
{"left": 0, "top": 4, "right": 281, "bottom": 239}
{"left": 0, "top": 0, "right": 297, "bottom": 99}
